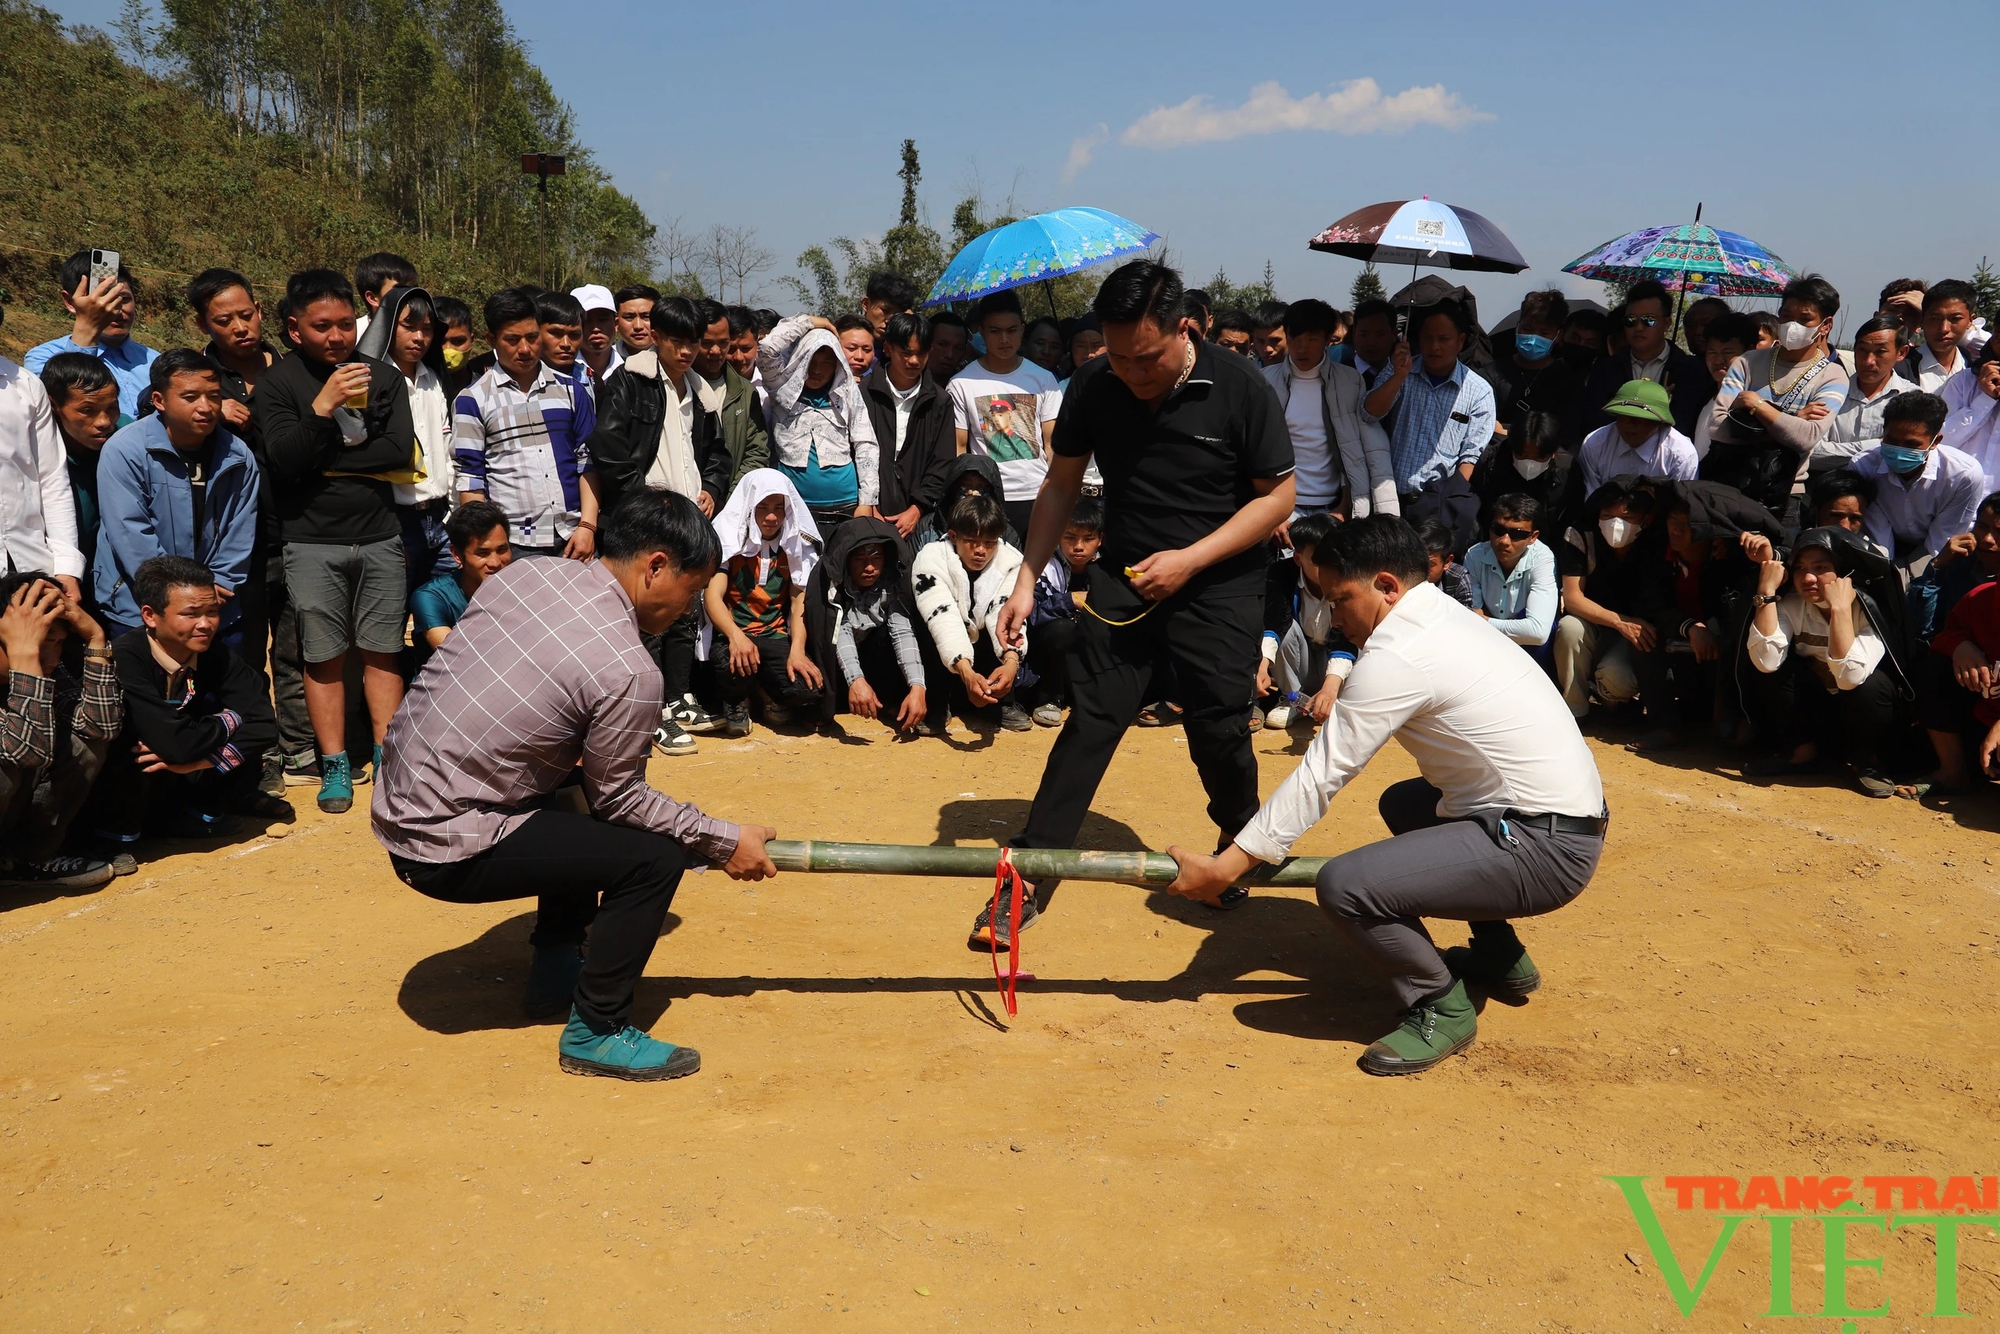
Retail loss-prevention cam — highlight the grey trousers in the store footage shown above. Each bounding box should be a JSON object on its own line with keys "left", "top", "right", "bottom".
{"left": 1314, "top": 777, "right": 1603, "bottom": 1007}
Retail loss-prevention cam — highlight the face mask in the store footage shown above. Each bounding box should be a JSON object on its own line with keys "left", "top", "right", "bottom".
{"left": 1512, "top": 457, "right": 1551, "bottom": 480}
{"left": 1880, "top": 442, "right": 1928, "bottom": 475}
{"left": 1560, "top": 344, "right": 1596, "bottom": 372}
{"left": 1777, "top": 320, "right": 1823, "bottom": 352}
{"left": 1513, "top": 333, "right": 1554, "bottom": 362}
{"left": 1599, "top": 517, "right": 1640, "bottom": 549}
{"left": 441, "top": 345, "right": 467, "bottom": 370}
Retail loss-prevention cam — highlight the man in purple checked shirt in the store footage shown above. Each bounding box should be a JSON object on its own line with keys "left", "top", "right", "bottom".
{"left": 373, "top": 489, "right": 778, "bottom": 1083}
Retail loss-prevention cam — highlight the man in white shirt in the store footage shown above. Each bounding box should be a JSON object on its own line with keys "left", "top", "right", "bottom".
{"left": 0, "top": 352, "right": 85, "bottom": 602}
{"left": 1850, "top": 391, "right": 1983, "bottom": 565}
{"left": 1576, "top": 379, "right": 1699, "bottom": 495}
{"left": 1902, "top": 280, "right": 1980, "bottom": 393}
{"left": 1166, "top": 515, "right": 1607, "bottom": 1076}
{"left": 1815, "top": 314, "right": 1917, "bottom": 469}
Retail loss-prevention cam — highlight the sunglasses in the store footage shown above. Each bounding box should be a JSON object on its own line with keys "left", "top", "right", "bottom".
{"left": 1622, "top": 315, "right": 1661, "bottom": 329}
{"left": 1490, "top": 524, "right": 1536, "bottom": 541}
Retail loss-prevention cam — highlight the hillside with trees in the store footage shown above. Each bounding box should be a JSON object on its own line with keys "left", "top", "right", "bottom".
{"left": 0, "top": 0, "right": 653, "bottom": 353}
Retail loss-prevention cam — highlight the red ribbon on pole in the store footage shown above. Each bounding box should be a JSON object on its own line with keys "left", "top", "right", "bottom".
{"left": 988, "top": 849, "right": 1026, "bottom": 1017}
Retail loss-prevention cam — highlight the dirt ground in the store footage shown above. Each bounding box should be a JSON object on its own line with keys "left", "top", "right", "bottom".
{"left": 5, "top": 715, "right": 1999, "bottom": 1332}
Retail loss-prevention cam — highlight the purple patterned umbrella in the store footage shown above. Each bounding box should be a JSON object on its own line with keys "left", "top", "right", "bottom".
{"left": 1562, "top": 221, "right": 1795, "bottom": 297}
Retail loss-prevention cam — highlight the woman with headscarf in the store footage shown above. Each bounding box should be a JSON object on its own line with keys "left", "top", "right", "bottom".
{"left": 705, "top": 470, "right": 825, "bottom": 736}
{"left": 756, "top": 314, "right": 879, "bottom": 537}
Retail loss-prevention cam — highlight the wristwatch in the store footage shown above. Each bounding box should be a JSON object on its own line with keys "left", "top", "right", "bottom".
{"left": 1752, "top": 593, "right": 1781, "bottom": 606}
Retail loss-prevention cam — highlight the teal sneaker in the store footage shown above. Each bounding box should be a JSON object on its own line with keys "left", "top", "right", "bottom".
{"left": 1357, "top": 980, "right": 1478, "bottom": 1076}
{"left": 350, "top": 744, "right": 381, "bottom": 786}
{"left": 317, "top": 751, "right": 354, "bottom": 814}
{"left": 558, "top": 1009, "right": 701, "bottom": 1082}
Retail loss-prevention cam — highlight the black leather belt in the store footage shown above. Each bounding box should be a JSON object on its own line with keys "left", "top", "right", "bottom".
{"left": 1504, "top": 809, "right": 1609, "bottom": 837}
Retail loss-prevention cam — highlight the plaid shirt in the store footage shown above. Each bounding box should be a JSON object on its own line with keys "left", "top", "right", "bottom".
{"left": 1376, "top": 360, "right": 1495, "bottom": 493}
{"left": 370, "top": 557, "right": 739, "bottom": 865}
{"left": 1, "top": 660, "right": 122, "bottom": 770}
{"left": 452, "top": 363, "right": 596, "bottom": 548}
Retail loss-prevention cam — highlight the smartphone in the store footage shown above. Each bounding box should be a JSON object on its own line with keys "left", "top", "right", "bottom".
{"left": 88, "top": 249, "right": 120, "bottom": 289}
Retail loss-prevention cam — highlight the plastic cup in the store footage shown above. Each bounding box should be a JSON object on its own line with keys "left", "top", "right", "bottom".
{"left": 344, "top": 365, "right": 371, "bottom": 412}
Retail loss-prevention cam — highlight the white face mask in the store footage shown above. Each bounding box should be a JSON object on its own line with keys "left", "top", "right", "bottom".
{"left": 1777, "top": 320, "right": 1823, "bottom": 353}
{"left": 1512, "top": 456, "right": 1551, "bottom": 480}
{"left": 1599, "top": 516, "right": 1640, "bottom": 549}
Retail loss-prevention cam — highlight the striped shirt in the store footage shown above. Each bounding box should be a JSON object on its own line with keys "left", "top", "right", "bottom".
{"left": 371, "top": 557, "right": 740, "bottom": 865}
{"left": 1374, "top": 360, "right": 1495, "bottom": 492}
{"left": 452, "top": 362, "right": 596, "bottom": 549}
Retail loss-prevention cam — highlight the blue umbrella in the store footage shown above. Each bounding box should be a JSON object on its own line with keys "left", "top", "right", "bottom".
{"left": 924, "top": 207, "right": 1159, "bottom": 307}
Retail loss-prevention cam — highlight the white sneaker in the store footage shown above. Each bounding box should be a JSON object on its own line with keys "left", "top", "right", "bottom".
{"left": 653, "top": 718, "right": 698, "bottom": 756}
{"left": 671, "top": 694, "right": 721, "bottom": 734}
{"left": 1264, "top": 704, "right": 1294, "bottom": 729}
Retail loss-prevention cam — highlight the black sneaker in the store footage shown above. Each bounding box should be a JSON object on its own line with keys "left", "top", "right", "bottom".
{"left": 283, "top": 755, "right": 322, "bottom": 787}
{"left": 653, "top": 716, "right": 698, "bottom": 756}
{"left": 999, "top": 699, "right": 1033, "bottom": 732}
{"left": 258, "top": 751, "right": 287, "bottom": 799}
{"left": 0, "top": 855, "right": 114, "bottom": 892}
{"left": 670, "top": 694, "right": 721, "bottom": 735}
{"left": 968, "top": 890, "right": 1042, "bottom": 949}
{"left": 722, "top": 700, "right": 752, "bottom": 738}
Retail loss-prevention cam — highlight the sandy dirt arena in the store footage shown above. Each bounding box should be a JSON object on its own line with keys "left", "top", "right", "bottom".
{"left": 4, "top": 717, "right": 1999, "bottom": 1332}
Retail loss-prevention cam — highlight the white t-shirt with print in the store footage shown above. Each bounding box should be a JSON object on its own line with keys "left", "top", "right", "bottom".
{"left": 949, "top": 358, "right": 1062, "bottom": 502}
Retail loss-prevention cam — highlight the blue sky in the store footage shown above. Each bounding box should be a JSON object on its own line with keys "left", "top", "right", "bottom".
{"left": 59, "top": 0, "right": 2000, "bottom": 333}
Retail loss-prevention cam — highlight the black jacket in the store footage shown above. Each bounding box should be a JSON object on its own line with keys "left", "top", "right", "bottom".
{"left": 860, "top": 365, "right": 956, "bottom": 517}
{"left": 802, "top": 516, "right": 933, "bottom": 721}
{"left": 586, "top": 351, "right": 732, "bottom": 513}
{"left": 914, "top": 454, "right": 1020, "bottom": 551}
{"left": 254, "top": 351, "right": 416, "bottom": 546}
{"left": 1580, "top": 345, "right": 1712, "bottom": 440}
{"left": 111, "top": 628, "right": 276, "bottom": 770}
{"left": 1471, "top": 444, "right": 1583, "bottom": 539}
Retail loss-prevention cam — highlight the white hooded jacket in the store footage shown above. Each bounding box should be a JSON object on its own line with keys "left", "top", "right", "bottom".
{"left": 758, "top": 316, "right": 881, "bottom": 505}
{"left": 911, "top": 537, "right": 1025, "bottom": 669}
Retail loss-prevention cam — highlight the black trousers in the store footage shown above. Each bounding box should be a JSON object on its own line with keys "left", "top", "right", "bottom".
{"left": 645, "top": 606, "right": 703, "bottom": 706}
{"left": 716, "top": 632, "right": 824, "bottom": 708}
{"left": 88, "top": 737, "right": 267, "bottom": 839}
{"left": 1315, "top": 778, "right": 1602, "bottom": 1007}
{"left": 1027, "top": 615, "right": 1078, "bottom": 707}
{"left": 0, "top": 734, "right": 109, "bottom": 861}
{"left": 1751, "top": 657, "right": 1898, "bottom": 760}
{"left": 389, "top": 810, "right": 687, "bottom": 1033}
{"left": 1003, "top": 499, "right": 1038, "bottom": 544}
{"left": 1014, "top": 576, "right": 1263, "bottom": 857}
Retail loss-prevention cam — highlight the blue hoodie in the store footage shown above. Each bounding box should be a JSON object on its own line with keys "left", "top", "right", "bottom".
{"left": 93, "top": 414, "right": 259, "bottom": 632}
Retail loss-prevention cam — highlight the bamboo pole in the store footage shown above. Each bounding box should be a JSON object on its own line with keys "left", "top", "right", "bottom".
{"left": 765, "top": 841, "right": 1328, "bottom": 889}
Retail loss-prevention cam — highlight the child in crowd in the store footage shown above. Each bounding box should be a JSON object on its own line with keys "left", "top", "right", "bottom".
{"left": 805, "top": 517, "right": 929, "bottom": 734}
{"left": 409, "top": 500, "right": 514, "bottom": 658}
{"left": 913, "top": 492, "right": 1030, "bottom": 732}
{"left": 914, "top": 455, "right": 1018, "bottom": 552}
{"left": 706, "top": 470, "right": 825, "bottom": 735}
{"left": 38, "top": 354, "right": 122, "bottom": 612}
{"left": 1259, "top": 511, "right": 1355, "bottom": 730}
{"left": 102, "top": 556, "right": 287, "bottom": 840}
{"left": 1025, "top": 495, "right": 1102, "bottom": 727}
{"left": 358, "top": 285, "right": 457, "bottom": 590}
{"left": 1417, "top": 518, "right": 1477, "bottom": 608}
{"left": 1464, "top": 493, "right": 1559, "bottom": 653}
{"left": 758, "top": 315, "right": 879, "bottom": 536}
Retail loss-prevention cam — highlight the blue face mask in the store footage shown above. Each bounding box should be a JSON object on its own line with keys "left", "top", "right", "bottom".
{"left": 1514, "top": 332, "right": 1554, "bottom": 362}
{"left": 1880, "top": 443, "right": 1928, "bottom": 475}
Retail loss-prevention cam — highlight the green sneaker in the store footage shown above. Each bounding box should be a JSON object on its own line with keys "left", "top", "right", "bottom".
{"left": 558, "top": 1009, "right": 701, "bottom": 1081}
{"left": 1358, "top": 980, "right": 1478, "bottom": 1076}
{"left": 349, "top": 744, "right": 381, "bottom": 786}
{"left": 317, "top": 751, "right": 354, "bottom": 814}
{"left": 1441, "top": 943, "right": 1542, "bottom": 1001}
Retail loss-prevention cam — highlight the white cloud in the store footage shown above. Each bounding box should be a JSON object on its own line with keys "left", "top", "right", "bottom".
{"left": 1061, "top": 123, "right": 1110, "bottom": 185}
{"left": 1121, "top": 78, "right": 1490, "bottom": 149}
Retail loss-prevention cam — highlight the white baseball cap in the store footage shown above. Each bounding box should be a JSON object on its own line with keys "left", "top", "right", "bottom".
{"left": 570, "top": 283, "right": 615, "bottom": 313}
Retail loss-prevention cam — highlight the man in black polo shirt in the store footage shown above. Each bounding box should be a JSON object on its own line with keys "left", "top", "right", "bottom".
{"left": 974, "top": 262, "right": 1296, "bottom": 946}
